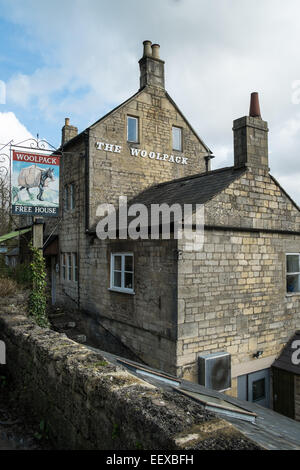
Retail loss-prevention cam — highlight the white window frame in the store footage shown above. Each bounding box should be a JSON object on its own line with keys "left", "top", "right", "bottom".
{"left": 110, "top": 253, "right": 134, "bottom": 294}
{"left": 286, "top": 253, "right": 300, "bottom": 294}
{"left": 73, "top": 253, "right": 78, "bottom": 283}
{"left": 67, "top": 253, "right": 72, "bottom": 281}
{"left": 70, "top": 183, "right": 75, "bottom": 210}
{"left": 61, "top": 253, "right": 66, "bottom": 280}
{"left": 127, "top": 116, "right": 139, "bottom": 143}
{"left": 64, "top": 185, "right": 69, "bottom": 211}
{"left": 172, "top": 125, "right": 182, "bottom": 152}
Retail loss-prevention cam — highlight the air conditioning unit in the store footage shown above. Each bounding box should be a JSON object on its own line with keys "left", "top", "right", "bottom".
{"left": 198, "top": 351, "right": 231, "bottom": 391}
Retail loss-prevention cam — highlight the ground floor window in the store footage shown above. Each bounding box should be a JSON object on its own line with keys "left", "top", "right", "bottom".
{"left": 110, "top": 253, "right": 134, "bottom": 293}
{"left": 61, "top": 252, "right": 78, "bottom": 283}
{"left": 286, "top": 254, "right": 300, "bottom": 293}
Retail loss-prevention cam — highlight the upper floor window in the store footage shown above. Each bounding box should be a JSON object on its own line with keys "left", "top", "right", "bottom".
{"left": 172, "top": 126, "right": 182, "bottom": 151}
{"left": 110, "top": 253, "right": 134, "bottom": 294}
{"left": 64, "top": 183, "right": 75, "bottom": 211}
{"left": 286, "top": 254, "right": 300, "bottom": 293}
{"left": 64, "top": 185, "right": 69, "bottom": 211}
{"left": 127, "top": 116, "right": 139, "bottom": 143}
{"left": 69, "top": 183, "right": 75, "bottom": 210}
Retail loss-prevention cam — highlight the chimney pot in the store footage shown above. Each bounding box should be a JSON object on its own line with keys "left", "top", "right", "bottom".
{"left": 151, "top": 44, "right": 160, "bottom": 60}
{"left": 143, "top": 40, "right": 152, "bottom": 57}
{"left": 65, "top": 117, "right": 70, "bottom": 126}
{"left": 249, "top": 92, "right": 261, "bottom": 118}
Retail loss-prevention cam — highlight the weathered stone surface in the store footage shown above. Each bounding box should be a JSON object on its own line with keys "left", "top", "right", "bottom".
{"left": 0, "top": 305, "right": 260, "bottom": 450}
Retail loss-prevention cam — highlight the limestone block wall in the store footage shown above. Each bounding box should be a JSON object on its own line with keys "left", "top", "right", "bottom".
{"left": 177, "top": 168, "right": 300, "bottom": 387}
{"left": 177, "top": 229, "right": 300, "bottom": 385}
{"left": 0, "top": 306, "right": 260, "bottom": 450}
{"left": 57, "top": 236, "right": 178, "bottom": 375}
{"left": 88, "top": 86, "right": 208, "bottom": 229}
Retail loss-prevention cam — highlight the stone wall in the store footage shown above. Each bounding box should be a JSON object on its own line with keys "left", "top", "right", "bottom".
{"left": 0, "top": 303, "right": 260, "bottom": 450}
{"left": 177, "top": 167, "right": 300, "bottom": 388}
{"left": 58, "top": 237, "right": 178, "bottom": 375}
{"left": 88, "top": 85, "right": 208, "bottom": 229}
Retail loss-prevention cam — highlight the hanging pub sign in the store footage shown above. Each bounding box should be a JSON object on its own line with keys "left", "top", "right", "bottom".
{"left": 11, "top": 150, "right": 60, "bottom": 217}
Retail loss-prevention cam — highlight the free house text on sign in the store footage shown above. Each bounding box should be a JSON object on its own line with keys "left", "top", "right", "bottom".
{"left": 96, "top": 141, "right": 188, "bottom": 165}
{"left": 11, "top": 150, "right": 60, "bottom": 217}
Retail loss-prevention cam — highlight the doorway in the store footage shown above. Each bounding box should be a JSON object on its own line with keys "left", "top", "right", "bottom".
{"left": 238, "top": 368, "right": 270, "bottom": 408}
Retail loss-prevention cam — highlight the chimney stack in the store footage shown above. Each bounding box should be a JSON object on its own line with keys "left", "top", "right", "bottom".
{"left": 233, "top": 92, "right": 269, "bottom": 172}
{"left": 61, "top": 117, "right": 78, "bottom": 146}
{"left": 139, "top": 40, "right": 165, "bottom": 89}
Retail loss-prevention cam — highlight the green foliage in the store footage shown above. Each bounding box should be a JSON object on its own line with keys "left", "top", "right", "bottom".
{"left": 0, "top": 256, "right": 31, "bottom": 287}
{"left": 28, "top": 244, "right": 49, "bottom": 328}
{"left": 14, "top": 263, "right": 31, "bottom": 286}
{"left": 135, "top": 441, "right": 143, "bottom": 450}
{"left": 112, "top": 423, "right": 120, "bottom": 440}
{"left": 0, "top": 375, "right": 7, "bottom": 390}
{"left": 34, "top": 419, "right": 49, "bottom": 441}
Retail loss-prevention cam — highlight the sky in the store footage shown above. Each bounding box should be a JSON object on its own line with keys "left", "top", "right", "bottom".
{"left": 0, "top": 0, "right": 300, "bottom": 204}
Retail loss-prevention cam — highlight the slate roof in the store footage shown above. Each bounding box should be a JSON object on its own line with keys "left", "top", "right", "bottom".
{"left": 87, "top": 346, "right": 300, "bottom": 451}
{"left": 129, "top": 165, "right": 246, "bottom": 208}
{"left": 272, "top": 331, "right": 300, "bottom": 375}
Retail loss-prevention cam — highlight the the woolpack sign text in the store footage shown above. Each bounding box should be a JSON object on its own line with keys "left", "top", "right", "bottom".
{"left": 11, "top": 150, "right": 60, "bottom": 217}
{"left": 96, "top": 140, "right": 189, "bottom": 165}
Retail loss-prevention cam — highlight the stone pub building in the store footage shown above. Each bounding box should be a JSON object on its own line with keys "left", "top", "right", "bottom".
{"left": 45, "top": 41, "right": 300, "bottom": 418}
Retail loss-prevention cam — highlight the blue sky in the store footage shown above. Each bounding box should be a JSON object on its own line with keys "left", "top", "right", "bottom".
{"left": 0, "top": 0, "right": 300, "bottom": 204}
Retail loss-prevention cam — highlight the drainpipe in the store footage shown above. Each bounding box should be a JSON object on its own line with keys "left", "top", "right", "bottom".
{"left": 84, "top": 129, "right": 90, "bottom": 232}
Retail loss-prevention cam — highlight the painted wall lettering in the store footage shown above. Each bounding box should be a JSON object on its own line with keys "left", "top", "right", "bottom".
{"left": 96, "top": 141, "right": 188, "bottom": 165}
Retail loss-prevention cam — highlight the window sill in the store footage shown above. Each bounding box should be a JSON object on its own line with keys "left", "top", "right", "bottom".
{"left": 286, "top": 292, "right": 300, "bottom": 297}
{"left": 108, "top": 287, "right": 135, "bottom": 295}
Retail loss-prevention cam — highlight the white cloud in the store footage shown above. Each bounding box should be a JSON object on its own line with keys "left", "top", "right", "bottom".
{"left": 1, "top": 0, "right": 300, "bottom": 203}
{"left": 0, "top": 112, "right": 33, "bottom": 145}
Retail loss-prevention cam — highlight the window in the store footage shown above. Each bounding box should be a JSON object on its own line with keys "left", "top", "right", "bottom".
{"left": 64, "top": 183, "right": 75, "bottom": 211}
{"left": 67, "top": 254, "right": 72, "bottom": 281}
{"left": 252, "top": 378, "right": 265, "bottom": 402}
{"left": 70, "top": 183, "right": 75, "bottom": 210}
{"left": 110, "top": 253, "right": 134, "bottom": 293}
{"left": 73, "top": 253, "right": 78, "bottom": 282}
{"left": 172, "top": 126, "right": 182, "bottom": 151}
{"left": 64, "top": 185, "right": 69, "bottom": 211}
{"left": 127, "top": 116, "right": 138, "bottom": 142}
{"left": 61, "top": 253, "right": 66, "bottom": 280}
{"left": 286, "top": 254, "right": 300, "bottom": 293}
{"left": 61, "top": 252, "right": 78, "bottom": 283}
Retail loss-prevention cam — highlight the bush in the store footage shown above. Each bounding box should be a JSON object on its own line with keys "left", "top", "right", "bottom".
{"left": 0, "top": 277, "right": 18, "bottom": 297}
{"left": 28, "top": 245, "right": 49, "bottom": 328}
{"left": 13, "top": 263, "right": 31, "bottom": 287}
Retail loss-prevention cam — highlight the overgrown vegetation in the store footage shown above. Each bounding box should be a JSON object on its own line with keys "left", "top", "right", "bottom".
{"left": 0, "top": 277, "right": 18, "bottom": 297}
{"left": 0, "top": 256, "right": 31, "bottom": 289}
{"left": 28, "top": 244, "right": 49, "bottom": 328}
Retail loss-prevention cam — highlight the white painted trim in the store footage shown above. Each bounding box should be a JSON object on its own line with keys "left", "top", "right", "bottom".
{"left": 110, "top": 253, "right": 134, "bottom": 293}
{"left": 127, "top": 116, "right": 139, "bottom": 143}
